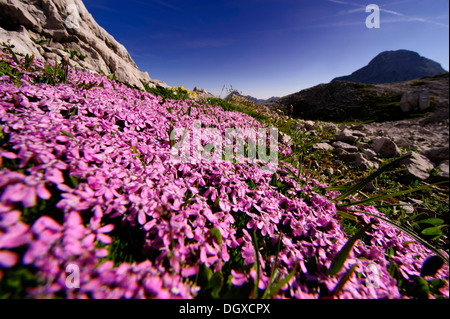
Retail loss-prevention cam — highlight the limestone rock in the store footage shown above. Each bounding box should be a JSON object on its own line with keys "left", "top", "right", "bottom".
{"left": 401, "top": 152, "right": 435, "bottom": 181}
{"left": 362, "top": 148, "right": 377, "bottom": 160}
{"left": 332, "top": 141, "right": 358, "bottom": 153}
{"left": 420, "top": 147, "right": 449, "bottom": 165}
{"left": 400, "top": 90, "right": 430, "bottom": 113}
{"left": 313, "top": 142, "right": 334, "bottom": 151}
{"left": 279, "top": 132, "right": 294, "bottom": 146}
{"left": 371, "top": 137, "right": 401, "bottom": 158}
{"left": 435, "top": 160, "right": 449, "bottom": 181}
{"left": 0, "top": 0, "right": 169, "bottom": 90}
{"left": 322, "top": 122, "right": 339, "bottom": 135}
{"left": 337, "top": 151, "right": 377, "bottom": 170}
{"left": 336, "top": 128, "right": 360, "bottom": 144}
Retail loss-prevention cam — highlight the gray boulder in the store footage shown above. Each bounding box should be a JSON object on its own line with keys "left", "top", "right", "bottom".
{"left": 313, "top": 142, "right": 334, "bottom": 151}
{"left": 337, "top": 128, "right": 360, "bottom": 144}
{"left": 401, "top": 152, "right": 435, "bottom": 181}
{"left": 400, "top": 90, "right": 430, "bottom": 113}
{"left": 420, "top": 147, "right": 449, "bottom": 165}
{"left": 434, "top": 160, "right": 449, "bottom": 181}
{"left": 371, "top": 137, "right": 401, "bottom": 158}
{"left": 338, "top": 151, "right": 378, "bottom": 170}
{"left": 332, "top": 141, "right": 359, "bottom": 153}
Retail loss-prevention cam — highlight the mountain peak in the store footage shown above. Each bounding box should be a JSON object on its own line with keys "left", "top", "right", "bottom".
{"left": 332, "top": 49, "right": 446, "bottom": 84}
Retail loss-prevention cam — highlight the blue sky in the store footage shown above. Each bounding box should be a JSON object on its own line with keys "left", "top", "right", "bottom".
{"left": 83, "top": 0, "right": 449, "bottom": 99}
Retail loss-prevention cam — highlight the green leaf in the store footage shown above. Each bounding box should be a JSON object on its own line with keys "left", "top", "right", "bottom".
{"left": 262, "top": 233, "right": 282, "bottom": 299}
{"left": 331, "top": 264, "right": 358, "bottom": 297}
{"left": 60, "top": 130, "right": 74, "bottom": 138}
{"left": 69, "top": 175, "right": 80, "bottom": 188}
{"left": 251, "top": 230, "right": 260, "bottom": 299}
{"left": 333, "top": 153, "right": 412, "bottom": 203}
{"left": 328, "top": 225, "right": 369, "bottom": 276}
{"left": 263, "top": 264, "right": 297, "bottom": 299}
{"left": 337, "top": 182, "right": 446, "bottom": 208}
{"left": 209, "top": 228, "right": 222, "bottom": 245}
{"left": 409, "top": 213, "right": 431, "bottom": 221}
{"left": 336, "top": 210, "right": 359, "bottom": 223}
{"left": 415, "top": 218, "right": 444, "bottom": 226}
{"left": 428, "top": 278, "right": 446, "bottom": 295}
{"left": 387, "top": 261, "right": 405, "bottom": 285}
{"left": 246, "top": 178, "right": 257, "bottom": 189}
{"left": 208, "top": 271, "right": 224, "bottom": 299}
{"left": 421, "top": 227, "right": 443, "bottom": 238}
{"left": 269, "top": 172, "right": 278, "bottom": 187}
{"left": 405, "top": 276, "right": 430, "bottom": 299}
{"left": 346, "top": 209, "right": 449, "bottom": 264}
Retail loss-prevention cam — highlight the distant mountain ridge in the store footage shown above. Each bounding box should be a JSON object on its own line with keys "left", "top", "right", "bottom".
{"left": 332, "top": 50, "right": 447, "bottom": 84}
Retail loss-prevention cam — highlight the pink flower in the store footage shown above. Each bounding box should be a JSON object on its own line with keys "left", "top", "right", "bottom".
{"left": 45, "top": 167, "right": 64, "bottom": 185}
{"left": 0, "top": 250, "right": 19, "bottom": 267}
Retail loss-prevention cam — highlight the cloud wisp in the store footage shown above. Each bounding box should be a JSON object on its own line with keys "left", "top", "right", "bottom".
{"left": 328, "top": 0, "right": 449, "bottom": 28}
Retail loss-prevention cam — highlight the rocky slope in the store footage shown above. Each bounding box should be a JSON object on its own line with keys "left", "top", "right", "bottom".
{"left": 258, "top": 73, "right": 449, "bottom": 183}
{"left": 332, "top": 49, "right": 447, "bottom": 84}
{"left": 0, "top": 0, "right": 169, "bottom": 90}
{"left": 260, "top": 72, "right": 449, "bottom": 122}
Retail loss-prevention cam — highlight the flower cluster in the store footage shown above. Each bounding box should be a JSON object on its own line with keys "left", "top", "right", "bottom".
{"left": 0, "top": 46, "right": 448, "bottom": 299}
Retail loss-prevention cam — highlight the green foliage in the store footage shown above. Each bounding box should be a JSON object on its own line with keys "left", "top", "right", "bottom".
{"left": 0, "top": 265, "right": 39, "bottom": 299}
{"left": 388, "top": 255, "right": 446, "bottom": 298}
{"left": 30, "top": 36, "right": 47, "bottom": 45}
{"left": 328, "top": 225, "right": 371, "bottom": 276}
{"left": 142, "top": 82, "right": 193, "bottom": 102}
{"left": 34, "top": 57, "right": 69, "bottom": 85}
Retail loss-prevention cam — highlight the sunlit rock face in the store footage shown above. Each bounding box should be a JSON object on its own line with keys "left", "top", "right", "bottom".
{"left": 0, "top": 0, "right": 169, "bottom": 90}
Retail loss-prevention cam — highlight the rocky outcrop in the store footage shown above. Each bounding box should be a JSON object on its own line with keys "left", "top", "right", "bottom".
{"left": 296, "top": 114, "right": 449, "bottom": 182}
{"left": 0, "top": 0, "right": 169, "bottom": 90}
{"left": 400, "top": 90, "right": 430, "bottom": 113}
{"left": 332, "top": 50, "right": 447, "bottom": 84}
{"left": 260, "top": 72, "right": 449, "bottom": 122}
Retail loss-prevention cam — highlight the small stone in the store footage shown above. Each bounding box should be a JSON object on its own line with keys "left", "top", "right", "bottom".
{"left": 363, "top": 181, "right": 376, "bottom": 192}
{"left": 435, "top": 160, "right": 449, "bottom": 181}
{"left": 338, "top": 151, "right": 372, "bottom": 169}
{"left": 401, "top": 152, "right": 435, "bottom": 181}
{"left": 398, "top": 201, "right": 415, "bottom": 215}
{"left": 337, "top": 128, "right": 359, "bottom": 144}
{"left": 332, "top": 141, "right": 358, "bottom": 152}
{"left": 420, "top": 147, "right": 449, "bottom": 165}
{"left": 362, "top": 148, "right": 377, "bottom": 159}
{"left": 313, "top": 142, "right": 334, "bottom": 151}
{"left": 356, "top": 142, "right": 370, "bottom": 149}
{"left": 371, "top": 137, "right": 401, "bottom": 158}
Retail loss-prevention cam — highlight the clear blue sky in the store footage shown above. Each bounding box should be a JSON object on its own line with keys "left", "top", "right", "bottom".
{"left": 83, "top": 0, "right": 449, "bottom": 99}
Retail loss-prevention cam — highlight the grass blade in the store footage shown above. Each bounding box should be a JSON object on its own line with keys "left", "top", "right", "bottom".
{"left": 328, "top": 224, "right": 370, "bottom": 276}
{"left": 251, "top": 230, "right": 260, "bottom": 299}
{"left": 263, "top": 264, "right": 297, "bottom": 299}
{"left": 262, "top": 233, "right": 282, "bottom": 299}
{"left": 346, "top": 209, "right": 449, "bottom": 264}
{"left": 337, "top": 181, "right": 447, "bottom": 208}
{"left": 333, "top": 153, "right": 412, "bottom": 203}
{"left": 331, "top": 264, "right": 358, "bottom": 297}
